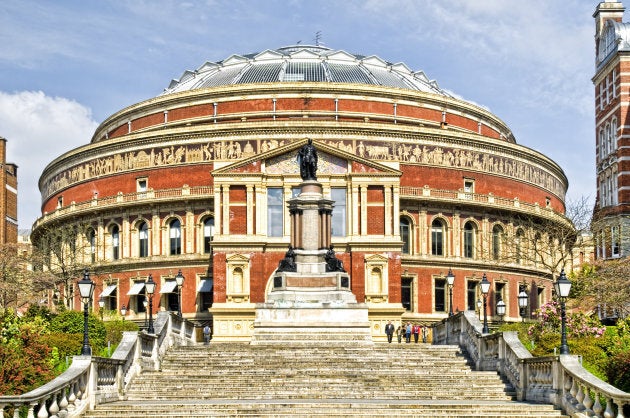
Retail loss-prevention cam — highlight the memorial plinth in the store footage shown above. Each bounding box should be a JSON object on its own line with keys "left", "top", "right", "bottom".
{"left": 251, "top": 176, "right": 372, "bottom": 345}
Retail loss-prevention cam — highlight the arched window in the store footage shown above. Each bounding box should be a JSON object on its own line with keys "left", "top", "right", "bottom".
{"left": 463, "top": 222, "right": 475, "bottom": 259}
{"left": 111, "top": 225, "right": 120, "bottom": 260}
{"left": 203, "top": 217, "right": 214, "bottom": 254}
{"left": 400, "top": 217, "right": 411, "bottom": 254}
{"left": 87, "top": 229, "right": 96, "bottom": 263}
{"left": 138, "top": 221, "right": 148, "bottom": 258}
{"left": 169, "top": 219, "right": 181, "bottom": 255}
{"left": 492, "top": 225, "right": 503, "bottom": 260}
{"left": 515, "top": 229, "right": 524, "bottom": 264}
{"left": 431, "top": 219, "right": 444, "bottom": 256}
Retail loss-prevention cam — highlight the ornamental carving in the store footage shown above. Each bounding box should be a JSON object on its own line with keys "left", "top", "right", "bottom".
{"left": 42, "top": 138, "right": 564, "bottom": 200}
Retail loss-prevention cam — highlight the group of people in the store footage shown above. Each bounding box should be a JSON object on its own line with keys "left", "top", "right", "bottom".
{"left": 385, "top": 321, "right": 428, "bottom": 344}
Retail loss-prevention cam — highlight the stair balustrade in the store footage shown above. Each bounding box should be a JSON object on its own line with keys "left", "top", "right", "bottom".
{"left": 0, "top": 311, "right": 196, "bottom": 418}
{"left": 433, "top": 311, "right": 630, "bottom": 417}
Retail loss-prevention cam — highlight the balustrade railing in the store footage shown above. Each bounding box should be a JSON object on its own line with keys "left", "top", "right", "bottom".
{"left": 0, "top": 311, "right": 197, "bottom": 417}
{"left": 433, "top": 311, "right": 630, "bottom": 417}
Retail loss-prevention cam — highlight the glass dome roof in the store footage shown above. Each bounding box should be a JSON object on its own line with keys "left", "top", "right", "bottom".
{"left": 162, "top": 45, "right": 453, "bottom": 97}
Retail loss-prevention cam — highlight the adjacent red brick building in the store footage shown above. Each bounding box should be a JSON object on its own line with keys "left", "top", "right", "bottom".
{"left": 32, "top": 46, "right": 568, "bottom": 339}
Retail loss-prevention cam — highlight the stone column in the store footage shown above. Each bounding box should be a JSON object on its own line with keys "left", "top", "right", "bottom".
{"left": 384, "top": 185, "right": 392, "bottom": 236}
{"left": 122, "top": 213, "right": 130, "bottom": 258}
{"left": 360, "top": 185, "right": 367, "bottom": 236}
{"left": 213, "top": 186, "right": 221, "bottom": 235}
{"left": 246, "top": 185, "right": 254, "bottom": 235}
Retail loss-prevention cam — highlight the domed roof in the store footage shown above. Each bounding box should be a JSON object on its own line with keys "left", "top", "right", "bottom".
{"left": 162, "top": 45, "right": 454, "bottom": 97}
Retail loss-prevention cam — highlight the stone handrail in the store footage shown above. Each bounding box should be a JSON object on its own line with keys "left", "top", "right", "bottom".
{"left": 0, "top": 311, "right": 197, "bottom": 417}
{"left": 433, "top": 311, "right": 630, "bottom": 417}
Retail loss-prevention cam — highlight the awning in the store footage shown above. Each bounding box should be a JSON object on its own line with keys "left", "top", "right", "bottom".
{"left": 197, "top": 279, "right": 213, "bottom": 292}
{"left": 160, "top": 280, "right": 178, "bottom": 294}
{"left": 127, "top": 282, "right": 145, "bottom": 296}
{"left": 100, "top": 284, "right": 117, "bottom": 298}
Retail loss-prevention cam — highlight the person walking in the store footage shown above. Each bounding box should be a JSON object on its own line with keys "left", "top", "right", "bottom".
{"left": 412, "top": 323, "right": 420, "bottom": 343}
{"left": 405, "top": 322, "right": 412, "bottom": 343}
{"left": 385, "top": 321, "right": 395, "bottom": 343}
{"left": 396, "top": 324, "right": 403, "bottom": 343}
{"left": 203, "top": 324, "right": 211, "bottom": 345}
{"left": 422, "top": 325, "right": 428, "bottom": 343}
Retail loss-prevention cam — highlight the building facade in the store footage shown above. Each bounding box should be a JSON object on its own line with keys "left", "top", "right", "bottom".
{"left": 0, "top": 137, "right": 18, "bottom": 245}
{"left": 593, "top": 1, "right": 630, "bottom": 259}
{"left": 32, "top": 46, "right": 569, "bottom": 340}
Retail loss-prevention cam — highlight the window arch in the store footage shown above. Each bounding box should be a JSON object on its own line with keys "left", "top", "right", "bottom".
{"left": 431, "top": 219, "right": 445, "bottom": 256}
{"left": 169, "top": 218, "right": 182, "bottom": 255}
{"left": 400, "top": 217, "right": 411, "bottom": 254}
{"left": 515, "top": 228, "right": 525, "bottom": 264}
{"left": 492, "top": 224, "right": 504, "bottom": 260}
{"left": 111, "top": 225, "right": 120, "bottom": 260}
{"left": 598, "top": 128, "right": 605, "bottom": 161}
{"left": 138, "top": 221, "right": 149, "bottom": 258}
{"left": 463, "top": 221, "right": 476, "bottom": 259}
{"left": 611, "top": 117, "right": 618, "bottom": 154}
{"left": 203, "top": 217, "right": 214, "bottom": 254}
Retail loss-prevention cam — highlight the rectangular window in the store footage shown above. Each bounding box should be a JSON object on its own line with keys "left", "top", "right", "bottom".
{"left": 331, "top": 188, "right": 346, "bottom": 237}
{"left": 137, "top": 178, "right": 148, "bottom": 192}
{"left": 467, "top": 280, "right": 479, "bottom": 311}
{"left": 434, "top": 278, "right": 446, "bottom": 312}
{"left": 57, "top": 196, "right": 63, "bottom": 208}
{"left": 401, "top": 277, "right": 413, "bottom": 311}
{"left": 267, "top": 187, "right": 283, "bottom": 237}
{"left": 612, "top": 226, "right": 620, "bottom": 257}
{"left": 495, "top": 282, "right": 506, "bottom": 306}
{"left": 464, "top": 179, "right": 475, "bottom": 193}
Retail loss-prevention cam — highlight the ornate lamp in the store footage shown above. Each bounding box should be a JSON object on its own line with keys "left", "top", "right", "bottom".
{"left": 496, "top": 299, "right": 506, "bottom": 323}
{"left": 175, "top": 269, "right": 185, "bottom": 318}
{"left": 77, "top": 269, "right": 95, "bottom": 355}
{"left": 554, "top": 269, "right": 572, "bottom": 355}
{"left": 98, "top": 296, "right": 105, "bottom": 320}
{"left": 480, "top": 273, "right": 491, "bottom": 334}
{"left": 446, "top": 268, "right": 455, "bottom": 317}
{"left": 518, "top": 289, "right": 529, "bottom": 322}
{"left": 146, "top": 274, "right": 156, "bottom": 334}
{"left": 121, "top": 304, "right": 127, "bottom": 321}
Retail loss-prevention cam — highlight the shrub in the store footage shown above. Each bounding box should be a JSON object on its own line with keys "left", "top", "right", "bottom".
{"left": 50, "top": 310, "right": 107, "bottom": 353}
{"left": 104, "top": 319, "right": 139, "bottom": 347}
{"left": 606, "top": 350, "right": 630, "bottom": 393}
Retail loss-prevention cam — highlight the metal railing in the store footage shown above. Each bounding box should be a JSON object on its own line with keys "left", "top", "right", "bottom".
{"left": 433, "top": 311, "right": 630, "bottom": 417}
{"left": 0, "top": 311, "right": 197, "bottom": 418}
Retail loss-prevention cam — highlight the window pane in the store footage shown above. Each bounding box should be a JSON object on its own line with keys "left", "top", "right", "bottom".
{"left": 267, "top": 188, "right": 283, "bottom": 237}
{"left": 112, "top": 226, "right": 119, "bottom": 260}
{"left": 170, "top": 219, "right": 181, "bottom": 255}
{"left": 431, "top": 220, "right": 443, "bottom": 256}
{"left": 434, "top": 278, "right": 446, "bottom": 311}
{"left": 204, "top": 218, "right": 214, "bottom": 254}
{"left": 400, "top": 218, "right": 410, "bottom": 254}
{"left": 331, "top": 188, "right": 346, "bottom": 237}
{"left": 139, "top": 222, "right": 148, "bottom": 258}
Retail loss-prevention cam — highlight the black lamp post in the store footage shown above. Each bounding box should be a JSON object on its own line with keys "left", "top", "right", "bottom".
{"left": 77, "top": 269, "right": 95, "bottom": 356}
{"left": 518, "top": 288, "right": 529, "bottom": 322}
{"left": 146, "top": 274, "right": 156, "bottom": 334}
{"left": 496, "top": 299, "right": 506, "bottom": 324}
{"left": 143, "top": 299, "right": 148, "bottom": 329}
{"left": 476, "top": 299, "right": 482, "bottom": 320}
{"left": 175, "top": 269, "right": 185, "bottom": 318}
{"left": 554, "top": 269, "right": 572, "bottom": 355}
{"left": 98, "top": 296, "right": 105, "bottom": 321}
{"left": 480, "top": 273, "right": 491, "bottom": 334}
{"left": 121, "top": 304, "right": 127, "bottom": 322}
{"left": 446, "top": 268, "right": 455, "bottom": 317}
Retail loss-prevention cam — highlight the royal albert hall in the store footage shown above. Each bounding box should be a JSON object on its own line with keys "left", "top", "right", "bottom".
{"left": 32, "top": 45, "right": 569, "bottom": 341}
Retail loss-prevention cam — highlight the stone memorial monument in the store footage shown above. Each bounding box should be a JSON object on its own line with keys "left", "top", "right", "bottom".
{"left": 251, "top": 140, "right": 372, "bottom": 345}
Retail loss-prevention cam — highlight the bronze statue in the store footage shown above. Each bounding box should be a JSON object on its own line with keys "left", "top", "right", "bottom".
{"left": 277, "top": 246, "right": 297, "bottom": 272}
{"left": 297, "top": 139, "right": 318, "bottom": 181}
{"left": 325, "top": 245, "right": 345, "bottom": 273}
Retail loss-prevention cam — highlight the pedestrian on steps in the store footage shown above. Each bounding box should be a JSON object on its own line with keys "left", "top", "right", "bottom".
{"left": 412, "top": 323, "right": 420, "bottom": 343}
{"left": 396, "top": 325, "right": 402, "bottom": 343}
{"left": 203, "top": 324, "right": 211, "bottom": 345}
{"left": 385, "top": 321, "right": 395, "bottom": 343}
{"left": 405, "top": 323, "right": 412, "bottom": 343}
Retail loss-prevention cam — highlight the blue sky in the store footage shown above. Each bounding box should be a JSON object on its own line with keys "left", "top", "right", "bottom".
{"left": 0, "top": 0, "right": 599, "bottom": 228}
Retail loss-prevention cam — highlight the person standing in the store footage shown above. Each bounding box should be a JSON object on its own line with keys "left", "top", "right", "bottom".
{"left": 385, "top": 321, "right": 395, "bottom": 343}
{"left": 396, "top": 325, "right": 402, "bottom": 343}
{"left": 203, "top": 324, "right": 211, "bottom": 345}
{"left": 412, "top": 323, "right": 420, "bottom": 343}
{"left": 405, "top": 322, "right": 412, "bottom": 343}
{"left": 422, "top": 325, "right": 428, "bottom": 343}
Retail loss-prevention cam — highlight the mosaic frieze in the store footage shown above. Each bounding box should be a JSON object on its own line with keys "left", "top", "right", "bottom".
{"left": 42, "top": 138, "right": 565, "bottom": 199}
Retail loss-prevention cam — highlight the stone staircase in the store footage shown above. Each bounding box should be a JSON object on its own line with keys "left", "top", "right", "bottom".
{"left": 83, "top": 343, "right": 567, "bottom": 417}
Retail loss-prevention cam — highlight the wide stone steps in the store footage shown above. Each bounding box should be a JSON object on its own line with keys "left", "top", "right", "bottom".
{"left": 82, "top": 343, "right": 567, "bottom": 417}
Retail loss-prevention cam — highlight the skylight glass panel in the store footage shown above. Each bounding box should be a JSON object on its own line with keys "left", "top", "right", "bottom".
{"left": 284, "top": 61, "right": 326, "bottom": 82}
{"left": 327, "top": 63, "right": 372, "bottom": 84}
{"left": 366, "top": 67, "right": 409, "bottom": 89}
{"left": 199, "top": 65, "right": 244, "bottom": 87}
{"left": 238, "top": 63, "right": 283, "bottom": 83}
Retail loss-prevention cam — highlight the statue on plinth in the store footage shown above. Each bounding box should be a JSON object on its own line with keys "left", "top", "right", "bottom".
{"left": 325, "top": 245, "right": 346, "bottom": 273}
{"left": 297, "top": 139, "right": 318, "bottom": 181}
{"left": 277, "top": 246, "right": 297, "bottom": 272}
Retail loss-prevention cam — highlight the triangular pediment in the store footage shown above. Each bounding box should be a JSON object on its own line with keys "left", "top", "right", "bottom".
{"left": 212, "top": 139, "right": 401, "bottom": 178}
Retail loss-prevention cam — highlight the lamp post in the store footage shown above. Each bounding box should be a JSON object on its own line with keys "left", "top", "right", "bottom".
{"left": 143, "top": 299, "right": 148, "bottom": 329}
{"left": 121, "top": 304, "right": 127, "bottom": 322}
{"left": 98, "top": 296, "right": 105, "bottom": 321}
{"left": 146, "top": 274, "right": 156, "bottom": 334}
{"left": 480, "top": 273, "right": 491, "bottom": 334}
{"left": 77, "top": 269, "right": 95, "bottom": 356}
{"left": 518, "top": 288, "right": 529, "bottom": 322}
{"left": 496, "top": 299, "right": 506, "bottom": 324}
{"left": 554, "top": 269, "right": 572, "bottom": 355}
{"left": 175, "top": 269, "right": 185, "bottom": 318}
{"left": 446, "top": 268, "right": 455, "bottom": 316}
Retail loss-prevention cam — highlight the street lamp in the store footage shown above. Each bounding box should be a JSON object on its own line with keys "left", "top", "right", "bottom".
{"left": 480, "top": 273, "right": 491, "bottom": 334}
{"left": 98, "top": 296, "right": 105, "bottom": 321}
{"left": 476, "top": 299, "right": 482, "bottom": 320}
{"left": 446, "top": 268, "right": 455, "bottom": 316}
{"left": 496, "top": 299, "right": 506, "bottom": 323}
{"left": 554, "top": 269, "right": 572, "bottom": 355}
{"left": 121, "top": 304, "right": 127, "bottom": 322}
{"left": 518, "top": 288, "right": 529, "bottom": 322}
{"left": 146, "top": 274, "right": 156, "bottom": 334}
{"left": 143, "top": 299, "right": 148, "bottom": 329}
{"left": 175, "top": 269, "right": 185, "bottom": 318}
{"left": 77, "top": 269, "right": 95, "bottom": 356}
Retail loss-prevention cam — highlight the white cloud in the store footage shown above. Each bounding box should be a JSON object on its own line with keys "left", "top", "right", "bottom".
{"left": 0, "top": 91, "right": 97, "bottom": 228}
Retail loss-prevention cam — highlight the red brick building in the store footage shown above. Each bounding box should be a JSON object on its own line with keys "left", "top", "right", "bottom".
{"left": 593, "top": 1, "right": 630, "bottom": 260}
{"left": 0, "top": 137, "right": 18, "bottom": 245}
{"left": 32, "top": 46, "right": 568, "bottom": 339}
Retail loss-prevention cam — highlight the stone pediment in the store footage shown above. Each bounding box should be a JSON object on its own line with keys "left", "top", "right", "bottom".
{"left": 212, "top": 139, "right": 402, "bottom": 178}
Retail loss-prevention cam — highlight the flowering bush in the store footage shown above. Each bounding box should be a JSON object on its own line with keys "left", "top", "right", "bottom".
{"left": 528, "top": 301, "right": 605, "bottom": 341}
